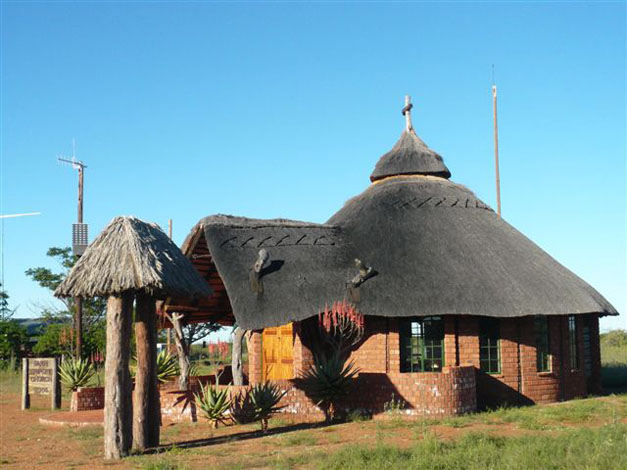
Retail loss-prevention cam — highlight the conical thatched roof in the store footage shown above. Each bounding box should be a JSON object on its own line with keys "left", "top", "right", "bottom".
{"left": 55, "top": 216, "right": 212, "bottom": 299}
{"left": 173, "top": 111, "right": 618, "bottom": 330}
{"left": 370, "top": 130, "right": 451, "bottom": 182}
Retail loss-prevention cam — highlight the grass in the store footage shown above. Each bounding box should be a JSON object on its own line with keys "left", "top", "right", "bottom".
{"left": 318, "top": 423, "right": 627, "bottom": 470}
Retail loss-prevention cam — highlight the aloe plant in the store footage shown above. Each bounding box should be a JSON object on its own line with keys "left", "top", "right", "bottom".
{"left": 194, "top": 384, "right": 231, "bottom": 428}
{"left": 59, "top": 357, "right": 95, "bottom": 391}
{"left": 299, "top": 351, "right": 359, "bottom": 421}
{"left": 250, "top": 382, "right": 286, "bottom": 432}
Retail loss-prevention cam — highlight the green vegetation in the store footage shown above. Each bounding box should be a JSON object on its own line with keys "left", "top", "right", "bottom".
{"left": 25, "top": 247, "right": 107, "bottom": 357}
{"left": 0, "top": 319, "right": 27, "bottom": 368}
{"left": 319, "top": 424, "right": 627, "bottom": 470}
{"left": 250, "top": 382, "right": 286, "bottom": 432}
{"left": 59, "top": 357, "right": 96, "bottom": 391}
{"left": 299, "top": 352, "right": 359, "bottom": 421}
{"left": 194, "top": 384, "right": 231, "bottom": 428}
{"left": 601, "top": 329, "right": 627, "bottom": 392}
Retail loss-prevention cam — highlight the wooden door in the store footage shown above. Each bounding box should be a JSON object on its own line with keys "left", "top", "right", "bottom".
{"left": 262, "top": 323, "right": 294, "bottom": 381}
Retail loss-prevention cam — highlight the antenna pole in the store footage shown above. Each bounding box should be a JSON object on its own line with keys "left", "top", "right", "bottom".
{"left": 166, "top": 219, "right": 173, "bottom": 352}
{"left": 492, "top": 85, "right": 502, "bottom": 217}
{"left": 58, "top": 144, "right": 88, "bottom": 357}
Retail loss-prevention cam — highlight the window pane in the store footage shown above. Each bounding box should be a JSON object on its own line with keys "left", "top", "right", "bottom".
{"left": 400, "top": 317, "right": 444, "bottom": 373}
{"left": 479, "top": 317, "right": 500, "bottom": 374}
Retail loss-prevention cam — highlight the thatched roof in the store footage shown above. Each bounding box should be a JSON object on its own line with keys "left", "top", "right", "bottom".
{"left": 370, "top": 130, "right": 451, "bottom": 182}
{"left": 55, "top": 216, "right": 212, "bottom": 300}
{"left": 176, "top": 122, "right": 617, "bottom": 330}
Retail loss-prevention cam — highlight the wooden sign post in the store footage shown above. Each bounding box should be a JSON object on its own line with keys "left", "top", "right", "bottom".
{"left": 21, "top": 357, "right": 61, "bottom": 410}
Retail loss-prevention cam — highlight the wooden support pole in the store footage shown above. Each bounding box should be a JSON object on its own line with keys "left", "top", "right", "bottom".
{"left": 104, "top": 293, "right": 134, "bottom": 460}
{"left": 169, "top": 313, "right": 190, "bottom": 391}
{"left": 51, "top": 357, "right": 61, "bottom": 409}
{"left": 231, "top": 327, "right": 245, "bottom": 386}
{"left": 133, "top": 294, "right": 160, "bottom": 451}
{"left": 21, "top": 359, "right": 30, "bottom": 410}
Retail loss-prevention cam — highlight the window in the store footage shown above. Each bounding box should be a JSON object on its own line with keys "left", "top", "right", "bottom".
{"left": 582, "top": 316, "right": 593, "bottom": 378}
{"left": 479, "top": 317, "right": 500, "bottom": 374}
{"left": 400, "top": 316, "right": 444, "bottom": 372}
{"left": 569, "top": 315, "right": 579, "bottom": 370}
{"left": 535, "top": 316, "right": 551, "bottom": 372}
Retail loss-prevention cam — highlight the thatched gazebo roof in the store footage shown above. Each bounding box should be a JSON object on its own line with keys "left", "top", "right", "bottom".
{"left": 164, "top": 107, "right": 618, "bottom": 330}
{"left": 55, "top": 216, "right": 212, "bottom": 300}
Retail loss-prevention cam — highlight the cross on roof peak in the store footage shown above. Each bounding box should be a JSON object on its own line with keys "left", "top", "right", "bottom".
{"left": 401, "top": 95, "right": 414, "bottom": 134}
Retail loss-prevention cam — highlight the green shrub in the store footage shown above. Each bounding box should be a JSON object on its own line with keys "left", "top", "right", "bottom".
{"left": 59, "top": 357, "right": 95, "bottom": 391}
{"left": 194, "top": 384, "right": 231, "bottom": 428}
{"left": 299, "top": 351, "right": 359, "bottom": 421}
{"left": 249, "top": 382, "right": 286, "bottom": 433}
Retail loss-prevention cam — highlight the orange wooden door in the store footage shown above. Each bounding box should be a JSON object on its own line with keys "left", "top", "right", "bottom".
{"left": 262, "top": 323, "right": 294, "bottom": 381}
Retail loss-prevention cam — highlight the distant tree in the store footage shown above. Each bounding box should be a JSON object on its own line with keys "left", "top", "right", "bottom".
{"left": 0, "top": 320, "right": 28, "bottom": 365}
{"left": 25, "top": 247, "right": 107, "bottom": 357}
{"left": 0, "top": 282, "right": 17, "bottom": 320}
{"left": 183, "top": 322, "right": 221, "bottom": 347}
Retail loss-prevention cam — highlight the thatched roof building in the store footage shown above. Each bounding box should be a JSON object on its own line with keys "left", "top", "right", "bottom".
{"left": 55, "top": 216, "right": 211, "bottom": 300}
{"left": 168, "top": 111, "right": 616, "bottom": 331}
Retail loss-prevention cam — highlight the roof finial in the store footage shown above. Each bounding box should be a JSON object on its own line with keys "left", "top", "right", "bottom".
{"left": 402, "top": 95, "right": 414, "bottom": 134}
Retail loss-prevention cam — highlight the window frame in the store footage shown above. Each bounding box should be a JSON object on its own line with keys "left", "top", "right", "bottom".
{"left": 479, "top": 317, "right": 501, "bottom": 375}
{"left": 399, "top": 316, "right": 444, "bottom": 373}
{"left": 534, "top": 316, "right": 551, "bottom": 373}
{"left": 568, "top": 315, "right": 579, "bottom": 370}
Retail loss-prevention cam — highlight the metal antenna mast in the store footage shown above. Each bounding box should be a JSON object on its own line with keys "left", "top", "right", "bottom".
{"left": 58, "top": 139, "right": 89, "bottom": 357}
{"left": 492, "top": 66, "right": 502, "bottom": 217}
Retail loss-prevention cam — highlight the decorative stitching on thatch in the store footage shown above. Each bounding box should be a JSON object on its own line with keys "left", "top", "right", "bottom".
{"left": 385, "top": 196, "right": 492, "bottom": 211}
{"left": 219, "top": 234, "right": 338, "bottom": 249}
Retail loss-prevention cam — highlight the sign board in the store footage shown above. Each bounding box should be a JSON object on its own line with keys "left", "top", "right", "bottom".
{"left": 28, "top": 358, "right": 55, "bottom": 395}
{"left": 21, "top": 357, "right": 61, "bottom": 410}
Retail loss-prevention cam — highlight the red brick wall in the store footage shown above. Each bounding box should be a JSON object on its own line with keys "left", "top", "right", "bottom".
{"left": 248, "top": 313, "right": 599, "bottom": 416}
{"left": 70, "top": 387, "right": 104, "bottom": 412}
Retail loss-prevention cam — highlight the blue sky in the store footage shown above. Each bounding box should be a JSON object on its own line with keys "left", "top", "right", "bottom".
{"left": 1, "top": 2, "right": 624, "bottom": 332}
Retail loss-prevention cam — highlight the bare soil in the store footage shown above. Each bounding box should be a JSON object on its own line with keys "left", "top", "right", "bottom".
{"left": 1, "top": 390, "right": 624, "bottom": 470}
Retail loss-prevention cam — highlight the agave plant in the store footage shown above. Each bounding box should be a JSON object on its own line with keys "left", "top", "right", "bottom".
{"left": 156, "top": 350, "right": 180, "bottom": 383}
{"left": 130, "top": 350, "right": 180, "bottom": 384}
{"left": 194, "top": 384, "right": 231, "bottom": 428}
{"left": 299, "top": 351, "right": 359, "bottom": 421}
{"left": 250, "top": 382, "right": 286, "bottom": 433}
{"left": 230, "top": 388, "right": 256, "bottom": 424}
{"left": 59, "top": 357, "right": 96, "bottom": 391}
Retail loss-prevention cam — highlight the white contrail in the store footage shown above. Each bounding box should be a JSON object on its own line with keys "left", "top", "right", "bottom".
{"left": 0, "top": 212, "right": 42, "bottom": 219}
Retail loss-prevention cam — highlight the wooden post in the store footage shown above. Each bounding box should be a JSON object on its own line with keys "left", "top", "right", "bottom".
{"left": 231, "top": 327, "right": 245, "bottom": 386}
{"left": 104, "top": 294, "right": 134, "bottom": 460}
{"left": 21, "top": 358, "right": 30, "bottom": 410}
{"left": 133, "top": 294, "right": 160, "bottom": 451}
{"left": 170, "top": 313, "right": 190, "bottom": 391}
{"left": 51, "top": 357, "right": 61, "bottom": 409}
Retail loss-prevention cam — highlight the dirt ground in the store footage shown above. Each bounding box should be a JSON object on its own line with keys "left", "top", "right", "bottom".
{"left": 1, "top": 389, "right": 625, "bottom": 470}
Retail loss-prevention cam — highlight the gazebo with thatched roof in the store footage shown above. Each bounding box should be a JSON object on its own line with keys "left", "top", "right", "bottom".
{"left": 56, "top": 216, "right": 211, "bottom": 459}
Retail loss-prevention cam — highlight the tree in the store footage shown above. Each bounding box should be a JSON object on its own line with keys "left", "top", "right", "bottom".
{"left": 0, "top": 319, "right": 28, "bottom": 366}
{"left": 0, "top": 283, "right": 27, "bottom": 367}
{"left": 0, "top": 282, "right": 16, "bottom": 320}
{"left": 25, "top": 247, "right": 107, "bottom": 357}
{"left": 182, "top": 322, "right": 221, "bottom": 347}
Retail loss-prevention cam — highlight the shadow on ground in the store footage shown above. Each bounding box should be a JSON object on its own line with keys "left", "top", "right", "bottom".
{"left": 146, "top": 420, "right": 336, "bottom": 454}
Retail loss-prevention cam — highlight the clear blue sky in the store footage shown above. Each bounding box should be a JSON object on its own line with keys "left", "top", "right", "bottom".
{"left": 1, "top": 2, "right": 625, "bottom": 332}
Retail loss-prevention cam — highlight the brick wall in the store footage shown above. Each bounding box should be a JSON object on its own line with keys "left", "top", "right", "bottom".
{"left": 246, "top": 313, "right": 600, "bottom": 417}
{"left": 70, "top": 387, "right": 104, "bottom": 412}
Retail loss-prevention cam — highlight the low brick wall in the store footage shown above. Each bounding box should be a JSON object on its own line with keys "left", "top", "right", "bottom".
{"left": 160, "top": 366, "right": 476, "bottom": 422}
{"left": 70, "top": 387, "right": 105, "bottom": 412}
